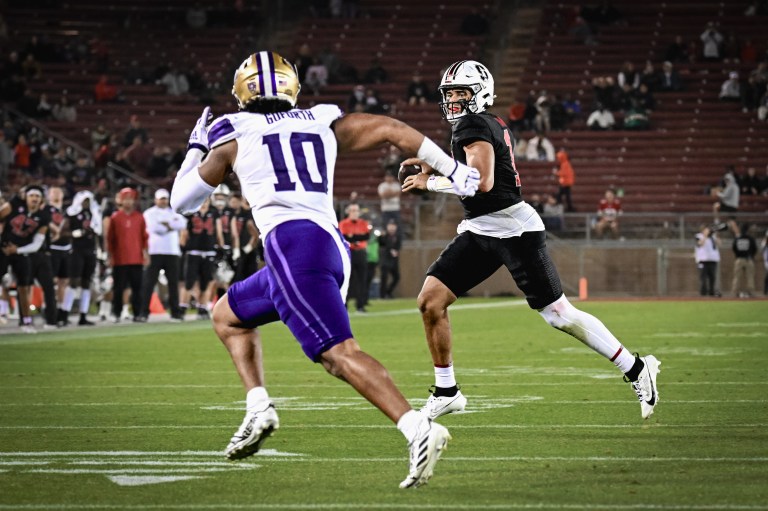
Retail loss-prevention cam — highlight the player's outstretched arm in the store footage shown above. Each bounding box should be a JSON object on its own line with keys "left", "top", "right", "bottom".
{"left": 334, "top": 113, "right": 479, "bottom": 196}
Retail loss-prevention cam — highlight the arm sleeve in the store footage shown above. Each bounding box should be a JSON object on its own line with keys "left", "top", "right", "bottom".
{"left": 170, "top": 168, "right": 216, "bottom": 215}
{"left": 16, "top": 233, "right": 46, "bottom": 254}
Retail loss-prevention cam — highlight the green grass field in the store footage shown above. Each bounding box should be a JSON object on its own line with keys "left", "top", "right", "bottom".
{"left": 1, "top": 298, "right": 767, "bottom": 510}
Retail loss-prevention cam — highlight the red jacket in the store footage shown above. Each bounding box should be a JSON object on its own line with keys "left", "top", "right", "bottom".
{"left": 107, "top": 209, "right": 148, "bottom": 266}
{"left": 339, "top": 218, "right": 370, "bottom": 251}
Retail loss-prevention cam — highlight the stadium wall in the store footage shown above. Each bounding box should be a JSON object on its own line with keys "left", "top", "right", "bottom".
{"left": 397, "top": 244, "right": 766, "bottom": 298}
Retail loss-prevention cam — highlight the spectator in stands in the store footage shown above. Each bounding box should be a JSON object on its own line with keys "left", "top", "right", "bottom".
{"left": 124, "top": 135, "right": 152, "bottom": 176}
{"left": 639, "top": 61, "right": 662, "bottom": 92}
{"left": 36, "top": 93, "right": 53, "bottom": 120}
{"left": 52, "top": 96, "right": 76, "bottom": 122}
{"left": 700, "top": 22, "right": 724, "bottom": 61}
{"left": 106, "top": 187, "right": 148, "bottom": 322}
{"left": 124, "top": 59, "right": 148, "bottom": 85}
{"left": 534, "top": 92, "right": 551, "bottom": 133}
{"left": 617, "top": 61, "right": 640, "bottom": 89}
{"left": 617, "top": 83, "right": 635, "bottom": 111}
{"left": 378, "top": 171, "right": 401, "bottom": 227}
{"left": 461, "top": 7, "right": 489, "bottom": 36}
{"left": 542, "top": 194, "right": 564, "bottom": 231}
{"left": 634, "top": 83, "right": 656, "bottom": 111}
{"left": 742, "top": 75, "right": 762, "bottom": 112}
{"left": 513, "top": 137, "right": 528, "bottom": 162}
{"left": 186, "top": 3, "right": 207, "bottom": 28}
{"left": 722, "top": 32, "right": 742, "bottom": 63}
{"left": 549, "top": 95, "right": 569, "bottom": 131}
{"left": 553, "top": 149, "right": 575, "bottom": 212}
{"left": 695, "top": 224, "right": 721, "bottom": 297}
{"left": 594, "top": 189, "right": 622, "bottom": 239}
{"left": 90, "top": 124, "right": 110, "bottom": 149}
{"left": 562, "top": 93, "right": 582, "bottom": 124}
{"left": 623, "top": 99, "right": 651, "bottom": 130}
{"left": 69, "top": 155, "right": 94, "bottom": 189}
{"left": 304, "top": 57, "right": 328, "bottom": 94}
{"left": 317, "top": 46, "right": 342, "bottom": 83}
{"left": 21, "top": 53, "right": 41, "bottom": 80}
{"left": 587, "top": 104, "right": 615, "bottom": 130}
{"left": 507, "top": 100, "right": 527, "bottom": 133}
{"left": 347, "top": 84, "right": 366, "bottom": 112}
{"left": 13, "top": 134, "right": 31, "bottom": 173}
{"left": 407, "top": 74, "right": 430, "bottom": 105}
{"left": 664, "top": 35, "right": 690, "bottom": 64}
{"left": 526, "top": 131, "right": 556, "bottom": 161}
{"left": 363, "top": 57, "right": 388, "bottom": 84}
{"left": 740, "top": 167, "right": 761, "bottom": 195}
{"left": 592, "top": 76, "right": 618, "bottom": 110}
{"left": 567, "top": 10, "right": 597, "bottom": 46}
{"left": 712, "top": 171, "right": 740, "bottom": 218}
{"left": 364, "top": 88, "right": 386, "bottom": 114}
{"left": 122, "top": 115, "right": 148, "bottom": 148}
{"left": 731, "top": 223, "right": 757, "bottom": 298}
{"left": 94, "top": 75, "right": 119, "bottom": 102}
{"left": 148, "top": 146, "right": 173, "bottom": 178}
{"left": 658, "top": 61, "right": 682, "bottom": 92}
{"left": 158, "top": 66, "right": 190, "bottom": 96}
{"left": 293, "top": 43, "right": 313, "bottom": 83}
{"left": 758, "top": 90, "right": 768, "bottom": 121}
{"left": 378, "top": 145, "right": 403, "bottom": 176}
{"left": 719, "top": 71, "right": 742, "bottom": 102}
{"left": 528, "top": 193, "right": 544, "bottom": 214}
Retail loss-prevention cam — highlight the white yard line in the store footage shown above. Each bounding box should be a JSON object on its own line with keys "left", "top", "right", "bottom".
{"left": 0, "top": 423, "right": 765, "bottom": 430}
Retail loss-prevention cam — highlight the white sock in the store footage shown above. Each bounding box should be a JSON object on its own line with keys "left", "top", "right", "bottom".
{"left": 396, "top": 409, "right": 425, "bottom": 445}
{"left": 539, "top": 294, "right": 636, "bottom": 374}
{"left": 62, "top": 287, "right": 76, "bottom": 312}
{"left": 0, "top": 299, "right": 8, "bottom": 315}
{"left": 99, "top": 300, "right": 111, "bottom": 317}
{"left": 122, "top": 304, "right": 130, "bottom": 316}
{"left": 246, "top": 386, "right": 270, "bottom": 412}
{"left": 79, "top": 290, "right": 91, "bottom": 314}
{"left": 434, "top": 364, "right": 457, "bottom": 388}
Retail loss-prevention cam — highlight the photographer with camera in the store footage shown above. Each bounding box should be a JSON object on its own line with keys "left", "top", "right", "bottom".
{"left": 695, "top": 224, "right": 722, "bottom": 297}
{"left": 700, "top": 22, "right": 724, "bottom": 62}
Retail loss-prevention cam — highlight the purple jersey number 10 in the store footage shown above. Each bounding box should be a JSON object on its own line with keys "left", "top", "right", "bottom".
{"left": 263, "top": 132, "right": 328, "bottom": 193}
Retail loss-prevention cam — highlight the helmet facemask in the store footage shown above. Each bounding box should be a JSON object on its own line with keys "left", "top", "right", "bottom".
{"left": 438, "top": 60, "right": 495, "bottom": 123}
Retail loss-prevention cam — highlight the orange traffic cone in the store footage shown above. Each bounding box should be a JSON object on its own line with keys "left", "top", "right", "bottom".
{"left": 149, "top": 292, "right": 165, "bottom": 315}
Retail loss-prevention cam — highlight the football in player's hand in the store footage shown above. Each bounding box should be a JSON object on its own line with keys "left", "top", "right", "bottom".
{"left": 398, "top": 164, "right": 427, "bottom": 195}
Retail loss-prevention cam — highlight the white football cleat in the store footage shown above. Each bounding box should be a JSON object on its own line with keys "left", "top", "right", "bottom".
{"left": 627, "top": 355, "right": 661, "bottom": 419}
{"left": 420, "top": 387, "right": 467, "bottom": 420}
{"left": 225, "top": 402, "right": 279, "bottom": 460}
{"left": 399, "top": 419, "right": 451, "bottom": 489}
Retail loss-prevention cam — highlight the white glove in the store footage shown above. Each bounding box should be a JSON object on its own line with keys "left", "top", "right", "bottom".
{"left": 187, "top": 106, "right": 212, "bottom": 153}
{"left": 446, "top": 162, "right": 481, "bottom": 197}
{"left": 242, "top": 244, "right": 253, "bottom": 255}
{"left": 232, "top": 247, "right": 241, "bottom": 262}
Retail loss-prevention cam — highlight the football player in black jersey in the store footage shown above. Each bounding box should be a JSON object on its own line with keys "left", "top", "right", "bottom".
{"left": 230, "top": 195, "right": 260, "bottom": 283}
{"left": 179, "top": 197, "right": 217, "bottom": 319}
{"left": 63, "top": 191, "right": 101, "bottom": 326}
{"left": 401, "top": 60, "right": 661, "bottom": 421}
{"left": 0, "top": 185, "right": 52, "bottom": 333}
{"left": 46, "top": 186, "right": 72, "bottom": 327}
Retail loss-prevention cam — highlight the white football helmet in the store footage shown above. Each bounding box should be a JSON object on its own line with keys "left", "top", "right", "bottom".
{"left": 212, "top": 184, "right": 230, "bottom": 209}
{"left": 438, "top": 60, "right": 495, "bottom": 123}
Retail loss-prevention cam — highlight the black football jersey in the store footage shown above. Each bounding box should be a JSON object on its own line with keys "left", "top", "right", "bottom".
{"left": 235, "top": 209, "right": 256, "bottom": 248}
{"left": 185, "top": 208, "right": 218, "bottom": 251}
{"left": 216, "top": 206, "right": 236, "bottom": 248}
{"left": 451, "top": 112, "right": 522, "bottom": 219}
{"left": 67, "top": 209, "right": 97, "bottom": 251}
{"left": 47, "top": 204, "right": 70, "bottom": 248}
{"left": 1, "top": 196, "right": 51, "bottom": 248}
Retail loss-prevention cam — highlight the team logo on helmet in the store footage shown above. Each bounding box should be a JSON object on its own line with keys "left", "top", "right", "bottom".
{"left": 438, "top": 60, "right": 495, "bottom": 123}
{"left": 232, "top": 51, "right": 301, "bottom": 110}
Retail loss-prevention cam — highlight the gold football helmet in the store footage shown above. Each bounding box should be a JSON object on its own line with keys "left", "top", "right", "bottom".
{"left": 232, "top": 51, "right": 301, "bottom": 110}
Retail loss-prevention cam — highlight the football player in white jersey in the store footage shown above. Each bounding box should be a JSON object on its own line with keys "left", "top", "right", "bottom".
{"left": 170, "top": 51, "right": 480, "bottom": 488}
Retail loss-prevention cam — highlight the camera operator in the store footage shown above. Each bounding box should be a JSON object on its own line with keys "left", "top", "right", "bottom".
{"left": 695, "top": 224, "right": 721, "bottom": 297}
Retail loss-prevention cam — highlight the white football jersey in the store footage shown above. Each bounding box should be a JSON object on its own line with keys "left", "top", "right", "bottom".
{"left": 207, "top": 104, "right": 343, "bottom": 238}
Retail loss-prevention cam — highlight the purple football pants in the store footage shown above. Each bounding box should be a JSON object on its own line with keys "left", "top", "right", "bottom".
{"left": 227, "top": 220, "right": 353, "bottom": 361}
